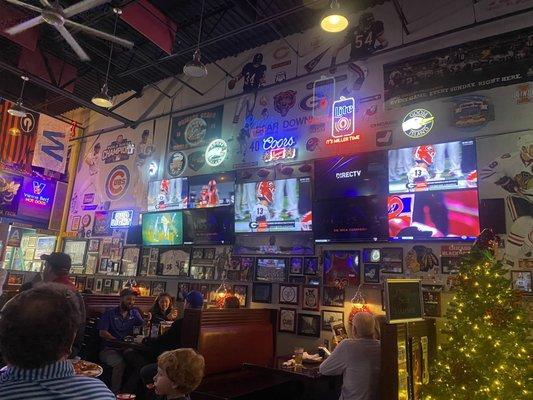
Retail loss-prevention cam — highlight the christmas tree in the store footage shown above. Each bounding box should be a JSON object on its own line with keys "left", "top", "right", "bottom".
{"left": 422, "top": 231, "right": 532, "bottom": 400}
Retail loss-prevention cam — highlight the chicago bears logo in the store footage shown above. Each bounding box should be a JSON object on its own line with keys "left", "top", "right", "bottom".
{"left": 273, "top": 90, "right": 296, "bottom": 117}
{"left": 105, "top": 165, "right": 130, "bottom": 200}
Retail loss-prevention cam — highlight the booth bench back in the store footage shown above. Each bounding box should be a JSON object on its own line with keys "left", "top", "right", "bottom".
{"left": 83, "top": 294, "right": 155, "bottom": 317}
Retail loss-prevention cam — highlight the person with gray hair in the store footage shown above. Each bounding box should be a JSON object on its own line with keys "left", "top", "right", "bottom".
{"left": 319, "top": 312, "right": 381, "bottom": 400}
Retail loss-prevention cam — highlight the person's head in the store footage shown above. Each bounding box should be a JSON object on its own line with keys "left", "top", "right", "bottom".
{"left": 119, "top": 288, "right": 138, "bottom": 311}
{"left": 117, "top": 134, "right": 124, "bottom": 143}
{"left": 0, "top": 283, "right": 80, "bottom": 368}
{"left": 154, "top": 349, "right": 205, "bottom": 397}
{"left": 252, "top": 53, "right": 263, "bottom": 66}
{"left": 352, "top": 312, "right": 376, "bottom": 339}
{"left": 40, "top": 252, "right": 72, "bottom": 282}
{"left": 155, "top": 293, "right": 174, "bottom": 313}
{"left": 184, "top": 290, "right": 204, "bottom": 309}
{"left": 223, "top": 296, "right": 240, "bottom": 309}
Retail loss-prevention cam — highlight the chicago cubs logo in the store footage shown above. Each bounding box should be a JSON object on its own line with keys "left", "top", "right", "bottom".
{"left": 20, "top": 113, "right": 35, "bottom": 133}
{"left": 105, "top": 165, "right": 130, "bottom": 200}
{"left": 273, "top": 90, "right": 296, "bottom": 117}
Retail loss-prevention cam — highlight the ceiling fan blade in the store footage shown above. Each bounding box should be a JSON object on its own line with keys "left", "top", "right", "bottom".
{"left": 56, "top": 25, "right": 90, "bottom": 61}
{"left": 4, "top": 0, "right": 43, "bottom": 13}
{"left": 5, "top": 16, "right": 44, "bottom": 35}
{"left": 65, "top": 20, "right": 134, "bottom": 49}
{"left": 39, "top": 0, "right": 52, "bottom": 7}
{"left": 63, "top": 0, "right": 110, "bottom": 18}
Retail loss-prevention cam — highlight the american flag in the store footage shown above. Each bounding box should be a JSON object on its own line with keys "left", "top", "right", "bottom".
{"left": 0, "top": 99, "right": 38, "bottom": 165}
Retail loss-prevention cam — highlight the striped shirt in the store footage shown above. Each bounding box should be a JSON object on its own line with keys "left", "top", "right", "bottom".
{"left": 0, "top": 360, "right": 115, "bottom": 399}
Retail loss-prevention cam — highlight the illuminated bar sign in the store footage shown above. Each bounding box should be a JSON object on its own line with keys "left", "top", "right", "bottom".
{"left": 262, "top": 135, "right": 297, "bottom": 162}
{"left": 17, "top": 177, "right": 55, "bottom": 221}
{"left": 327, "top": 97, "right": 359, "bottom": 145}
{"left": 110, "top": 209, "right": 134, "bottom": 228}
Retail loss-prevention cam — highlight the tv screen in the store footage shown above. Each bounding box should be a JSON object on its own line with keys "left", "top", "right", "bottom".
{"left": 323, "top": 250, "right": 360, "bottom": 287}
{"left": 142, "top": 211, "right": 184, "bottom": 246}
{"left": 314, "top": 196, "right": 388, "bottom": 242}
{"left": 255, "top": 258, "right": 287, "bottom": 282}
{"left": 147, "top": 178, "right": 188, "bottom": 211}
{"left": 183, "top": 208, "right": 234, "bottom": 244}
{"left": 388, "top": 189, "right": 480, "bottom": 241}
{"left": 235, "top": 177, "right": 312, "bottom": 233}
{"left": 314, "top": 152, "right": 388, "bottom": 200}
{"left": 188, "top": 173, "right": 235, "bottom": 208}
{"left": 389, "top": 140, "right": 477, "bottom": 193}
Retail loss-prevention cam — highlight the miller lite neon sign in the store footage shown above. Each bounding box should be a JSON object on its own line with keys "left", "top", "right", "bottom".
{"left": 327, "top": 97, "right": 359, "bottom": 145}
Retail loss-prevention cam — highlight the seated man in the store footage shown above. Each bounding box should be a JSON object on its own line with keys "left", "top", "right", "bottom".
{"left": 319, "top": 312, "right": 381, "bottom": 400}
{"left": 98, "top": 288, "right": 148, "bottom": 394}
{"left": 0, "top": 283, "right": 115, "bottom": 399}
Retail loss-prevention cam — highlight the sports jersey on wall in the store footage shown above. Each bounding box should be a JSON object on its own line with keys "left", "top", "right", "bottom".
{"left": 323, "top": 250, "right": 360, "bottom": 287}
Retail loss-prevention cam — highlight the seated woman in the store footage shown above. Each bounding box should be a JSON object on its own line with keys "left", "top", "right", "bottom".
{"left": 319, "top": 312, "right": 381, "bottom": 400}
{"left": 150, "top": 293, "right": 178, "bottom": 324}
{"left": 223, "top": 295, "right": 240, "bottom": 309}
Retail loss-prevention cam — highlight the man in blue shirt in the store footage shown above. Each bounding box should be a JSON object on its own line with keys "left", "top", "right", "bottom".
{"left": 0, "top": 283, "right": 115, "bottom": 399}
{"left": 98, "top": 288, "right": 148, "bottom": 393}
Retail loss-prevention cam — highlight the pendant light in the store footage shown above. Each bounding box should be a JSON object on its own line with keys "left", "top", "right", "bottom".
{"left": 183, "top": 0, "right": 207, "bottom": 78}
{"left": 92, "top": 8, "right": 121, "bottom": 108}
{"left": 8, "top": 75, "right": 29, "bottom": 118}
{"left": 321, "top": 0, "right": 349, "bottom": 33}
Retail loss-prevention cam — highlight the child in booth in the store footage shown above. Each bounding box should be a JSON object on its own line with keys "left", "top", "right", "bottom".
{"left": 153, "top": 349, "right": 205, "bottom": 400}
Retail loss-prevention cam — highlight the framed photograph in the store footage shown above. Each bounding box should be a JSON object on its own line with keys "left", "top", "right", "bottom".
{"left": 229, "top": 256, "right": 241, "bottom": 270}
{"left": 321, "top": 310, "right": 344, "bottom": 331}
{"left": 381, "top": 247, "right": 403, "bottom": 262}
{"left": 85, "top": 253, "right": 98, "bottom": 275}
{"left": 71, "top": 216, "right": 81, "bottom": 231}
{"left": 121, "top": 247, "right": 140, "bottom": 276}
{"left": 252, "top": 283, "right": 272, "bottom": 303}
{"left": 297, "top": 313, "right": 321, "bottom": 337}
{"left": 322, "top": 286, "right": 345, "bottom": 308}
{"left": 279, "top": 308, "right": 297, "bottom": 333}
{"left": 149, "top": 248, "right": 159, "bottom": 262}
{"left": 148, "top": 262, "right": 158, "bottom": 276}
{"left": 159, "top": 248, "right": 190, "bottom": 276}
{"left": 95, "top": 278, "right": 103, "bottom": 292}
{"left": 288, "top": 275, "right": 306, "bottom": 284}
{"left": 289, "top": 257, "right": 304, "bottom": 275}
{"left": 101, "top": 238, "right": 112, "bottom": 258}
{"left": 6, "top": 273, "right": 24, "bottom": 286}
{"left": 203, "top": 248, "right": 216, "bottom": 259}
{"left": 111, "top": 279, "right": 122, "bottom": 294}
{"left": 511, "top": 270, "right": 532, "bottom": 293}
{"left": 34, "top": 236, "right": 56, "bottom": 259}
{"left": 150, "top": 281, "right": 167, "bottom": 296}
{"left": 331, "top": 320, "right": 348, "bottom": 342}
{"left": 27, "top": 235, "right": 37, "bottom": 247}
{"left": 192, "top": 248, "right": 204, "bottom": 260}
{"left": 63, "top": 240, "right": 87, "bottom": 266}
{"left": 88, "top": 239, "right": 100, "bottom": 253}
{"left": 177, "top": 282, "right": 190, "bottom": 302}
{"left": 364, "top": 264, "right": 380, "bottom": 284}
{"left": 86, "top": 277, "right": 95, "bottom": 291}
{"left": 279, "top": 284, "right": 300, "bottom": 306}
{"left": 422, "top": 290, "right": 442, "bottom": 317}
{"left": 303, "top": 257, "right": 319, "bottom": 276}
{"left": 99, "top": 258, "right": 109, "bottom": 273}
{"left": 381, "top": 261, "right": 403, "bottom": 274}
{"left": 233, "top": 284, "right": 248, "bottom": 307}
{"left": 302, "top": 285, "right": 320, "bottom": 311}
{"left": 441, "top": 257, "right": 460, "bottom": 274}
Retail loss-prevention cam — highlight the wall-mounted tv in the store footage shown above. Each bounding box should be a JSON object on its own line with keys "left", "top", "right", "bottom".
{"left": 388, "top": 189, "right": 480, "bottom": 241}
{"left": 389, "top": 140, "right": 477, "bottom": 193}
{"left": 235, "top": 177, "right": 312, "bottom": 233}
{"left": 183, "top": 207, "right": 234, "bottom": 244}
{"left": 314, "top": 151, "right": 388, "bottom": 200}
{"left": 314, "top": 196, "right": 388, "bottom": 242}
{"left": 142, "top": 211, "right": 183, "bottom": 246}
{"left": 188, "top": 172, "right": 235, "bottom": 208}
{"left": 147, "top": 178, "right": 188, "bottom": 211}
{"left": 255, "top": 257, "right": 287, "bottom": 282}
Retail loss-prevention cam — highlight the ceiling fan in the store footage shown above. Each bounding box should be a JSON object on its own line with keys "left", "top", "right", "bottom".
{"left": 3, "top": 0, "right": 134, "bottom": 61}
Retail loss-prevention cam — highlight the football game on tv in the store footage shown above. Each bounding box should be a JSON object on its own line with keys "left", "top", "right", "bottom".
{"left": 142, "top": 211, "right": 184, "bottom": 246}
{"left": 188, "top": 173, "right": 235, "bottom": 208}
{"left": 389, "top": 140, "right": 477, "bottom": 193}
{"left": 147, "top": 178, "right": 188, "bottom": 211}
{"left": 235, "top": 177, "right": 312, "bottom": 233}
{"left": 255, "top": 258, "right": 287, "bottom": 282}
{"left": 388, "top": 189, "right": 480, "bottom": 241}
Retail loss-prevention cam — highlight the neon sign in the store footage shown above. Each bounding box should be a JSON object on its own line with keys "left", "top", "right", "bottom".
{"left": 110, "top": 210, "right": 134, "bottom": 228}
{"left": 262, "top": 135, "right": 297, "bottom": 163}
{"left": 327, "top": 97, "right": 359, "bottom": 145}
{"left": 23, "top": 180, "right": 51, "bottom": 206}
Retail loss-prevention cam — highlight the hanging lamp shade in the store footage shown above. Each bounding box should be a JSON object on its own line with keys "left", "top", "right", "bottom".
{"left": 91, "top": 83, "right": 113, "bottom": 108}
{"left": 183, "top": 49, "right": 208, "bottom": 78}
{"left": 7, "top": 101, "right": 26, "bottom": 118}
{"left": 320, "top": 0, "right": 349, "bottom": 33}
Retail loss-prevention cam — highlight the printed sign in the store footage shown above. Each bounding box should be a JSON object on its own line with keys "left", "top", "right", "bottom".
{"left": 0, "top": 172, "right": 23, "bottom": 216}
{"left": 205, "top": 139, "right": 228, "bottom": 167}
{"left": 168, "top": 106, "right": 224, "bottom": 151}
{"left": 33, "top": 115, "right": 71, "bottom": 174}
{"left": 105, "top": 165, "right": 130, "bottom": 200}
{"left": 451, "top": 95, "right": 494, "bottom": 130}
{"left": 167, "top": 151, "right": 187, "bottom": 177}
{"left": 402, "top": 109, "right": 434, "bottom": 138}
{"left": 110, "top": 209, "right": 134, "bottom": 228}
{"left": 101, "top": 135, "right": 135, "bottom": 164}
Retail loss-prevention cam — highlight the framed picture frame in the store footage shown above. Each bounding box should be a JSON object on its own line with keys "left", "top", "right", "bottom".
{"left": 95, "top": 278, "right": 103, "bottom": 292}
{"left": 321, "top": 310, "right": 344, "bottom": 331}
{"left": 289, "top": 257, "right": 304, "bottom": 275}
{"left": 229, "top": 256, "right": 241, "bottom": 270}
{"left": 150, "top": 281, "right": 167, "bottom": 296}
{"left": 511, "top": 270, "right": 532, "bottom": 293}
{"left": 233, "top": 284, "right": 248, "bottom": 307}
{"left": 288, "top": 275, "right": 306, "bottom": 284}
{"left": 111, "top": 279, "right": 122, "bottom": 294}
{"left": 306, "top": 276, "right": 321, "bottom": 286}
{"left": 381, "top": 261, "right": 403, "bottom": 274}
{"left": 322, "top": 286, "right": 345, "bottom": 308}
{"left": 279, "top": 308, "right": 297, "bottom": 333}
{"left": 86, "top": 277, "right": 95, "bottom": 291}
{"left": 71, "top": 216, "right": 81, "bottom": 232}
{"left": 363, "top": 264, "right": 380, "bottom": 284}
{"left": 422, "top": 290, "right": 442, "bottom": 317}
{"left": 297, "top": 313, "right": 321, "bottom": 337}
{"left": 85, "top": 253, "right": 99, "bottom": 275}
{"left": 192, "top": 248, "right": 204, "bottom": 260}
{"left": 99, "top": 258, "right": 109, "bottom": 273}
{"left": 203, "top": 248, "right": 216, "bottom": 259}
{"left": 302, "top": 285, "right": 320, "bottom": 311}
{"left": 88, "top": 239, "right": 100, "bottom": 253}
{"left": 279, "top": 284, "right": 300, "bottom": 306}
{"left": 303, "top": 257, "right": 319, "bottom": 276}
{"left": 252, "top": 283, "right": 272, "bottom": 303}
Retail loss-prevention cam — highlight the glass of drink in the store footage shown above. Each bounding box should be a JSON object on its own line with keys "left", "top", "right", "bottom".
{"left": 294, "top": 347, "right": 304, "bottom": 366}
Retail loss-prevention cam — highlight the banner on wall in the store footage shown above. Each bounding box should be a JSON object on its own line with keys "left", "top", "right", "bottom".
{"left": 0, "top": 99, "right": 39, "bottom": 165}
{"left": 383, "top": 27, "right": 533, "bottom": 109}
{"left": 168, "top": 106, "right": 224, "bottom": 151}
{"left": 32, "top": 115, "right": 70, "bottom": 174}
{"left": 0, "top": 172, "right": 22, "bottom": 216}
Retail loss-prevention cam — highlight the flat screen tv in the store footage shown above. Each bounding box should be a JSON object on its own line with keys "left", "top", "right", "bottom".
{"left": 142, "top": 211, "right": 183, "bottom": 246}
{"left": 388, "top": 189, "right": 480, "bottom": 241}
{"left": 323, "top": 250, "right": 360, "bottom": 287}
{"left": 235, "top": 177, "right": 312, "bottom": 233}
{"left": 314, "top": 151, "right": 388, "bottom": 200}
{"left": 183, "top": 207, "right": 234, "bottom": 244}
{"left": 126, "top": 225, "right": 142, "bottom": 245}
{"left": 314, "top": 196, "right": 388, "bottom": 242}
{"left": 389, "top": 140, "right": 477, "bottom": 193}
{"left": 147, "top": 178, "right": 188, "bottom": 211}
{"left": 385, "top": 279, "right": 424, "bottom": 324}
{"left": 188, "top": 172, "right": 235, "bottom": 208}
{"left": 255, "top": 258, "right": 287, "bottom": 282}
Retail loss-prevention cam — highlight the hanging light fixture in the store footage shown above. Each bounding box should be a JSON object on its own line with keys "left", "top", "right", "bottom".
{"left": 320, "top": 0, "right": 349, "bottom": 33}
{"left": 8, "top": 75, "right": 29, "bottom": 118}
{"left": 351, "top": 286, "right": 366, "bottom": 310}
{"left": 184, "top": 0, "right": 207, "bottom": 78}
{"left": 92, "top": 8, "right": 122, "bottom": 108}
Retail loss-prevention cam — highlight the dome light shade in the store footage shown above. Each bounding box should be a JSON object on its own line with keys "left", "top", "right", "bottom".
{"left": 321, "top": 1, "right": 349, "bottom": 33}
{"left": 183, "top": 49, "right": 208, "bottom": 78}
{"left": 7, "top": 101, "right": 26, "bottom": 118}
{"left": 91, "top": 84, "right": 113, "bottom": 108}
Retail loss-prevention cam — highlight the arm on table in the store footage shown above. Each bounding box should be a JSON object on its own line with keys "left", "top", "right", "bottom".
{"left": 319, "top": 340, "right": 348, "bottom": 376}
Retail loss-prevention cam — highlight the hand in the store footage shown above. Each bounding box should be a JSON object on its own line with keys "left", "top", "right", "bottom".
{"left": 169, "top": 309, "right": 178, "bottom": 320}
